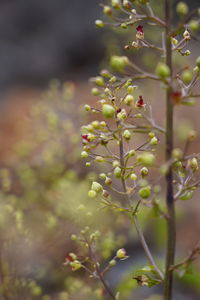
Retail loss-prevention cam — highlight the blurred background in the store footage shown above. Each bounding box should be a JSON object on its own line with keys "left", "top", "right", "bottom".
{"left": 0, "top": 0, "right": 199, "bottom": 300}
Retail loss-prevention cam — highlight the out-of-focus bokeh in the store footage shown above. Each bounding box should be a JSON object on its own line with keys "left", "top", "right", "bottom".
{"left": 0, "top": 1, "right": 199, "bottom": 300}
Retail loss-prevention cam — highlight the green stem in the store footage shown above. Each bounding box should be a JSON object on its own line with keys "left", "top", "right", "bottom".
{"left": 164, "top": 0, "right": 176, "bottom": 299}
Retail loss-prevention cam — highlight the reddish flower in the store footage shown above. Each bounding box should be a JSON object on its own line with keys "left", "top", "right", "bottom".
{"left": 136, "top": 25, "right": 144, "bottom": 34}
{"left": 171, "top": 91, "right": 182, "bottom": 104}
{"left": 81, "top": 134, "right": 89, "bottom": 143}
{"left": 136, "top": 96, "right": 145, "bottom": 108}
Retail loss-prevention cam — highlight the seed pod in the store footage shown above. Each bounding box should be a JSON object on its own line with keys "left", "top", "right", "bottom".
{"left": 124, "top": 94, "right": 134, "bottom": 105}
{"left": 181, "top": 70, "right": 192, "bottom": 84}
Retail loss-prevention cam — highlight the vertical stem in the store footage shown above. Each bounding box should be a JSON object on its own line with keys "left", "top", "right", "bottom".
{"left": 164, "top": 0, "right": 176, "bottom": 299}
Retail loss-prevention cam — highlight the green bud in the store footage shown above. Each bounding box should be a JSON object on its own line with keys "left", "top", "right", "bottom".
{"left": 114, "top": 166, "right": 122, "bottom": 178}
{"left": 138, "top": 185, "right": 151, "bottom": 198}
{"left": 190, "top": 157, "right": 199, "bottom": 171}
{"left": 121, "top": 23, "right": 128, "bottom": 29}
{"left": 117, "top": 109, "right": 127, "bottom": 120}
{"left": 185, "top": 50, "right": 191, "bottom": 56}
{"left": 102, "top": 104, "right": 115, "bottom": 118}
{"left": 71, "top": 234, "right": 77, "bottom": 241}
{"left": 99, "top": 173, "right": 106, "bottom": 180}
{"left": 156, "top": 62, "right": 170, "bottom": 79}
{"left": 124, "top": 94, "right": 134, "bottom": 105}
{"left": 105, "top": 177, "right": 112, "bottom": 185}
{"left": 148, "top": 132, "right": 155, "bottom": 138}
{"left": 140, "top": 167, "right": 149, "bottom": 177}
{"left": 109, "top": 259, "right": 117, "bottom": 266}
{"left": 91, "top": 121, "right": 100, "bottom": 129}
{"left": 113, "top": 160, "right": 120, "bottom": 168}
{"left": 70, "top": 260, "right": 82, "bottom": 271}
{"left": 110, "top": 76, "right": 117, "bottom": 83}
{"left": 81, "top": 151, "right": 89, "bottom": 159}
{"left": 95, "top": 76, "right": 105, "bottom": 87}
{"left": 128, "top": 149, "right": 136, "bottom": 157}
{"left": 95, "top": 20, "right": 105, "bottom": 28}
{"left": 116, "top": 248, "right": 127, "bottom": 259}
{"left": 85, "top": 162, "right": 91, "bottom": 167}
{"left": 172, "top": 148, "right": 183, "bottom": 160}
{"left": 189, "top": 20, "right": 200, "bottom": 32}
{"left": 180, "top": 191, "right": 193, "bottom": 200}
{"left": 176, "top": 2, "right": 189, "bottom": 16}
{"left": 150, "top": 137, "right": 159, "bottom": 145}
{"left": 130, "top": 173, "right": 137, "bottom": 180}
{"left": 196, "top": 56, "right": 200, "bottom": 68}
{"left": 123, "top": 129, "right": 131, "bottom": 140}
{"left": 91, "top": 181, "right": 103, "bottom": 193}
{"left": 111, "top": 0, "right": 121, "bottom": 9}
{"left": 103, "top": 5, "right": 112, "bottom": 15}
{"left": 110, "top": 55, "right": 129, "bottom": 72}
{"left": 84, "top": 104, "right": 91, "bottom": 111}
{"left": 88, "top": 190, "right": 97, "bottom": 198}
{"left": 91, "top": 87, "right": 100, "bottom": 96}
{"left": 181, "top": 70, "right": 192, "bottom": 85}
{"left": 160, "top": 164, "right": 169, "bottom": 175}
{"left": 137, "top": 152, "right": 155, "bottom": 166}
{"left": 95, "top": 156, "right": 105, "bottom": 163}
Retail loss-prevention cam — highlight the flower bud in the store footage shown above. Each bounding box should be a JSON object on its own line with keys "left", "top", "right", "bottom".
{"left": 130, "top": 173, "right": 137, "bottom": 180}
{"left": 113, "top": 160, "right": 120, "bottom": 168}
{"left": 99, "top": 173, "right": 107, "bottom": 180}
{"left": 155, "top": 62, "right": 170, "bottom": 79}
{"left": 123, "top": 129, "right": 131, "bottom": 140}
{"left": 189, "top": 20, "right": 200, "bottom": 32}
{"left": 84, "top": 104, "right": 91, "bottom": 111}
{"left": 117, "top": 109, "right": 127, "bottom": 120}
{"left": 103, "top": 5, "right": 112, "bottom": 16}
{"left": 110, "top": 55, "right": 129, "bottom": 72}
{"left": 160, "top": 164, "right": 169, "bottom": 175}
{"left": 128, "top": 149, "right": 136, "bottom": 157}
{"left": 109, "top": 259, "right": 117, "bottom": 266}
{"left": 105, "top": 177, "right": 112, "bottom": 185}
{"left": 81, "top": 151, "right": 89, "bottom": 159}
{"left": 91, "top": 87, "right": 100, "bottom": 96}
{"left": 102, "top": 104, "right": 115, "bottom": 118}
{"left": 180, "top": 191, "right": 193, "bottom": 200}
{"left": 88, "top": 190, "right": 97, "bottom": 198}
{"left": 181, "top": 70, "right": 192, "bottom": 84}
{"left": 95, "top": 20, "right": 105, "bottom": 28}
{"left": 150, "top": 137, "right": 159, "bottom": 145}
{"left": 190, "top": 157, "right": 199, "bottom": 171}
{"left": 114, "top": 166, "right": 122, "bottom": 178}
{"left": 71, "top": 234, "right": 77, "bottom": 241}
{"left": 183, "top": 29, "right": 190, "bottom": 40}
{"left": 95, "top": 76, "right": 105, "bottom": 87}
{"left": 176, "top": 2, "right": 189, "bottom": 16}
{"left": 137, "top": 152, "right": 155, "bottom": 166}
{"left": 172, "top": 148, "right": 183, "bottom": 160}
{"left": 171, "top": 37, "right": 178, "bottom": 45}
{"left": 111, "top": 0, "right": 121, "bottom": 9}
{"left": 188, "top": 130, "right": 197, "bottom": 141}
{"left": 91, "top": 181, "right": 103, "bottom": 193}
{"left": 95, "top": 156, "right": 105, "bottom": 163}
{"left": 91, "top": 121, "right": 100, "bottom": 129}
{"left": 185, "top": 50, "right": 191, "bottom": 56}
{"left": 138, "top": 185, "right": 151, "bottom": 198}
{"left": 70, "top": 260, "right": 82, "bottom": 271}
{"left": 196, "top": 56, "right": 200, "bottom": 68}
{"left": 124, "top": 94, "right": 134, "bottom": 105}
{"left": 116, "top": 248, "right": 127, "bottom": 259}
{"left": 140, "top": 167, "right": 149, "bottom": 177}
